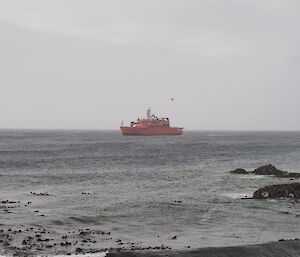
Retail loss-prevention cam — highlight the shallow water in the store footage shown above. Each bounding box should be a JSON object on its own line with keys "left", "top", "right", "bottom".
{"left": 0, "top": 130, "right": 300, "bottom": 256}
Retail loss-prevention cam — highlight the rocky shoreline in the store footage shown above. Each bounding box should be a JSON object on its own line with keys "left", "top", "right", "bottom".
{"left": 0, "top": 224, "right": 173, "bottom": 257}
{"left": 0, "top": 193, "right": 178, "bottom": 257}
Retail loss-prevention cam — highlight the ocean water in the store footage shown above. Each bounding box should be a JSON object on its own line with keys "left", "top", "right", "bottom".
{"left": 0, "top": 130, "right": 300, "bottom": 257}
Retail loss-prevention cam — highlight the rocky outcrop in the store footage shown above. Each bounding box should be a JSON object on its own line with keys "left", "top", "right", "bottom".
{"left": 229, "top": 168, "right": 248, "bottom": 174}
{"left": 253, "top": 183, "right": 300, "bottom": 199}
{"left": 251, "top": 164, "right": 287, "bottom": 176}
{"left": 229, "top": 164, "right": 300, "bottom": 178}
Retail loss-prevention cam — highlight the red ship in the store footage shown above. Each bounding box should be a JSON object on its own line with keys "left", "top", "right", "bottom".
{"left": 120, "top": 108, "right": 184, "bottom": 136}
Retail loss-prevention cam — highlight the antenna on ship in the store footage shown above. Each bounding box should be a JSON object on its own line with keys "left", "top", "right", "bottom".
{"left": 147, "top": 108, "right": 152, "bottom": 119}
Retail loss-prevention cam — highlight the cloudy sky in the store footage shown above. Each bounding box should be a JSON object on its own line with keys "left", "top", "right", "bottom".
{"left": 0, "top": 0, "right": 299, "bottom": 130}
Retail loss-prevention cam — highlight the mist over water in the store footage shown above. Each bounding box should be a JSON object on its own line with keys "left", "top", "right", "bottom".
{"left": 0, "top": 130, "right": 300, "bottom": 256}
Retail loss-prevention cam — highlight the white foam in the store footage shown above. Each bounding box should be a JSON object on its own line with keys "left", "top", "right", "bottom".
{"left": 222, "top": 193, "right": 251, "bottom": 199}
{"left": 238, "top": 174, "right": 267, "bottom": 179}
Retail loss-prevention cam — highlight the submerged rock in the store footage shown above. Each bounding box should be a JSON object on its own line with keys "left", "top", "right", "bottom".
{"left": 278, "top": 172, "right": 300, "bottom": 178}
{"left": 253, "top": 182, "right": 300, "bottom": 199}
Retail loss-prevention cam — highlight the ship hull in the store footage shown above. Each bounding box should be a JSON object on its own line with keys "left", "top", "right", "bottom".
{"left": 120, "top": 126, "right": 183, "bottom": 136}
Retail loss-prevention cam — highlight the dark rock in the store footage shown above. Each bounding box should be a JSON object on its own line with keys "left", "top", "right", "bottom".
{"left": 37, "top": 238, "right": 50, "bottom": 242}
{"left": 1, "top": 200, "right": 18, "bottom": 204}
{"left": 31, "top": 192, "right": 49, "bottom": 196}
{"left": 251, "top": 164, "right": 286, "bottom": 176}
{"left": 253, "top": 183, "right": 300, "bottom": 199}
{"left": 76, "top": 247, "right": 83, "bottom": 253}
{"left": 60, "top": 241, "right": 72, "bottom": 246}
{"left": 230, "top": 168, "right": 248, "bottom": 174}
{"left": 79, "top": 231, "right": 90, "bottom": 236}
{"left": 3, "top": 241, "right": 10, "bottom": 246}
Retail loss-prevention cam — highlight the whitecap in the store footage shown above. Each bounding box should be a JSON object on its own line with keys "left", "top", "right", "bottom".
{"left": 222, "top": 193, "right": 251, "bottom": 199}
{"left": 237, "top": 175, "right": 268, "bottom": 180}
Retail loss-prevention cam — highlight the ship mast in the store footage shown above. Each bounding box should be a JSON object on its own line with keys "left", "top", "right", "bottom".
{"left": 146, "top": 108, "right": 152, "bottom": 119}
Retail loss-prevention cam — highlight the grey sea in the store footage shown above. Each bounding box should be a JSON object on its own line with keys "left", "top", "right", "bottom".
{"left": 0, "top": 130, "right": 300, "bottom": 257}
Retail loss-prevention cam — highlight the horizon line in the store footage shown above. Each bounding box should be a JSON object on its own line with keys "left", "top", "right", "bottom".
{"left": 0, "top": 128, "right": 300, "bottom": 132}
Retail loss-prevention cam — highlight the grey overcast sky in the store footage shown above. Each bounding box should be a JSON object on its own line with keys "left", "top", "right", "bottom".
{"left": 0, "top": 0, "right": 299, "bottom": 130}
